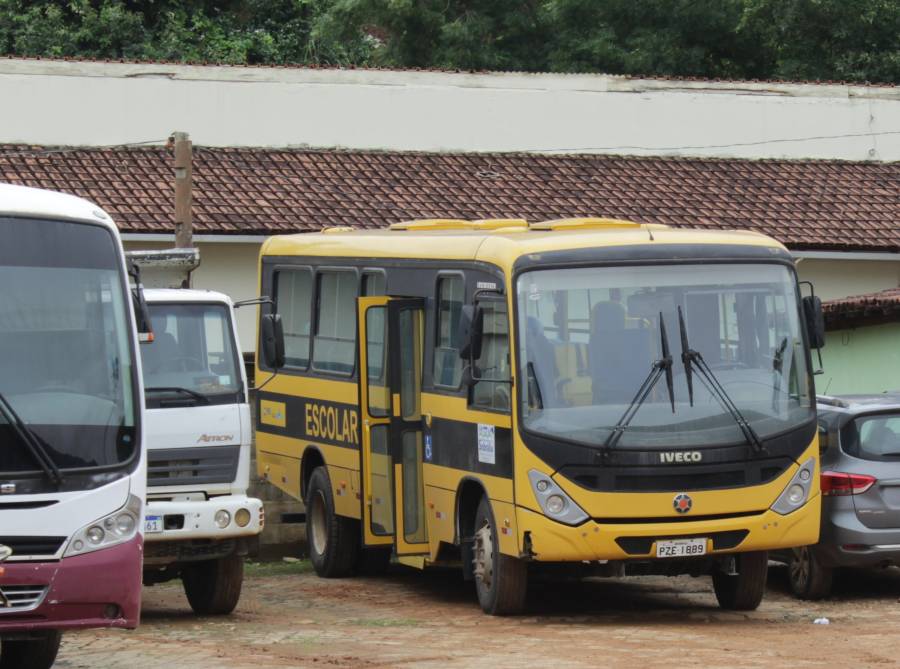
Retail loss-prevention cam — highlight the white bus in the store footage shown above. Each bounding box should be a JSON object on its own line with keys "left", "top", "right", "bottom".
{"left": 0, "top": 184, "right": 147, "bottom": 669}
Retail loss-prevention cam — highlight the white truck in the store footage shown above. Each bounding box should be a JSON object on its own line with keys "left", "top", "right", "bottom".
{"left": 137, "top": 286, "right": 263, "bottom": 615}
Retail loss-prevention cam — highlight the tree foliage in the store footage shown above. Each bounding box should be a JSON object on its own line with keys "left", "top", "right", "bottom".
{"left": 0, "top": 0, "right": 897, "bottom": 83}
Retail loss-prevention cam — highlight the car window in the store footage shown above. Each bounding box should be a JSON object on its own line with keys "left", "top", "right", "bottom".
{"left": 841, "top": 414, "right": 900, "bottom": 461}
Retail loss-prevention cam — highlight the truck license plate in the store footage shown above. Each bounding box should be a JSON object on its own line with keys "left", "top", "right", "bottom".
{"left": 656, "top": 538, "right": 707, "bottom": 558}
{"left": 144, "top": 515, "right": 163, "bottom": 533}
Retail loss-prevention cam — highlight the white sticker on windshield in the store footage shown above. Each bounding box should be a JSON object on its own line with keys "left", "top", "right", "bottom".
{"left": 219, "top": 375, "right": 231, "bottom": 385}
{"left": 477, "top": 424, "right": 495, "bottom": 465}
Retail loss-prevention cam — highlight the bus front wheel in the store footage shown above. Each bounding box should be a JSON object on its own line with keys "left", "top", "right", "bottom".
{"left": 182, "top": 553, "right": 244, "bottom": 615}
{"left": 712, "top": 551, "right": 768, "bottom": 611}
{"left": 0, "top": 630, "right": 62, "bottom": 669}
{"left": 306, "top": 466, "right": 358, "bottom": 577}
{"left": 472, "top": 496, "right": 527, "bottom": 615}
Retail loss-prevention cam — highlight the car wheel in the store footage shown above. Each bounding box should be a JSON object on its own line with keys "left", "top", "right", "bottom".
{"left": 789, "top": 546, "right": 833, "bottom": 600}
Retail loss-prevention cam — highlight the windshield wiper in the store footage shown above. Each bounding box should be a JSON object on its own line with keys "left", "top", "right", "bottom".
{"left": 603, "top": 313, "right": 675, "bottom": 452}
{"left": 145, "top": 387, "right": 210, "bottom": 404}
{"left": 677, "top": 306, "right": 766, "bottom": 454}
{"left": 0, "top": 391, "right": 63, "bottom": 485}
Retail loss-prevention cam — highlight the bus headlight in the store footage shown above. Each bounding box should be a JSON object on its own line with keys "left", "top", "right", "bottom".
{"left": 65, "top": 494, "right": 141, "bottom": 557}
{"left": 771, "top": 457, "right": 816, "bottom": 515}
{"left": 528, "top": 469, "right": 588, "bottom": 526}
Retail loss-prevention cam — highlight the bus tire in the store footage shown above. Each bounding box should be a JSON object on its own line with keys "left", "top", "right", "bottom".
{"left": 0, "top": 630, "right": 62, "bottom": 669}
{"left": 789, "top": 546, "right": 833, "bottom": 600}
{"left": 712, "top": 551, "right": 768, "bottom": 611}
{"left": 182, "top": 553, "right": 244, "bottom": 615}
{"left": 472, "top": 496, "right": 527, "bottom": 615}
{"left": 306, "top": 466, "right": 359, "bottom": 577}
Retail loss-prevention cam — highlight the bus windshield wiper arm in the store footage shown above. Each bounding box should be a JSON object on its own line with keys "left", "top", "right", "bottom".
{"left": 677, "top": 306, "right": 765, "bottom": 454}
{"left": 603, "top": 313, "right": 675, "bottom": 452}
{"left": 771, "top": 337, "right": 789, "bottom": 410}
{"left": 145, "top": 387, "right": 210, "bottom": 404}
{"left": 0, "top": 391, "right": 63, "bottom": 485}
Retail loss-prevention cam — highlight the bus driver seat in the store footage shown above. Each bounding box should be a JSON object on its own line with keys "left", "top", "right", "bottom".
{"left": 589, "top": 301, "right": 650, "bottom": 405}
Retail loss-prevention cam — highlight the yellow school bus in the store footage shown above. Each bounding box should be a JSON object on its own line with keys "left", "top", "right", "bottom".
{"left": 254, "top": 217, "right": 824, "bottom": 615}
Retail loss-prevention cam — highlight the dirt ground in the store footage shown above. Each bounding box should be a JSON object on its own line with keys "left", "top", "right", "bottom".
{"left": 57, "top": 562, "right": 900, "bottom": 669}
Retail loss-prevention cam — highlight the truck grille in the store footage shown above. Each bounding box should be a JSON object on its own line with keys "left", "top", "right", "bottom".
{"left": 148, "top": 445, "right": 240, "bottom": 487}
{"left": 0, "top": 585, "right": 48, "bottom": 613}
{"left": 0, "top": 536, "right": 65, "bottom": 557}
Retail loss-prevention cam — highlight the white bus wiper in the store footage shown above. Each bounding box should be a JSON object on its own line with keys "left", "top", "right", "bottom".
{"left": 603, "top": 313, "right": 675, "bottom": 452}
{"left": 677, "top": 306, "right": 766, "bottom": 454}
{"left": 0, "top": 391, "right": 63, "bottom": 485}
{"left": 145, "top": 387, "right": 211, "bottom": 405}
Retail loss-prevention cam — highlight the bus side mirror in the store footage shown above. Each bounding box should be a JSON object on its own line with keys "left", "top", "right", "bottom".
{"left": 458, "top": 305, "right": 484, "bottom": 364}
{"left": 261, "top": 314, "right": 285, "bottom": 369}
{"left": 802, "top": 295, "right": 826, "bottom": 349}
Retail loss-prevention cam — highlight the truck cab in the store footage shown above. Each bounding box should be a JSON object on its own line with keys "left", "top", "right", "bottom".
{"left": 139, "top": 288, "right": 263, "bottom": 615}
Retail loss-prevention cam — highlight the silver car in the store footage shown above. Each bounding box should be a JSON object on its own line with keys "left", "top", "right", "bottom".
{"left": 781, "top": 393, "right": 900, "bottom": 599}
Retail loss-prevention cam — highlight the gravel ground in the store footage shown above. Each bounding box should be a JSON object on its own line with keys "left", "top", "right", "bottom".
{"left": 56, "top": 562, "right": 900, "bottom": 668}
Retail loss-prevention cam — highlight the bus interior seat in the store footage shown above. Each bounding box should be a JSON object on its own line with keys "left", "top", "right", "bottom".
{"left": 589, "top": 301, "right": 651, "bottom": 405}
{"left": 525, "top": 316, "right": 560, "bottom": 407}
{"left": 555, "top": 343, "right": 592, "bottom": 406}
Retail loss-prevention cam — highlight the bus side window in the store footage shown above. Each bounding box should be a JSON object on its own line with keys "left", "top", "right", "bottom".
{"left": 470, "top": 301, "right": 511, "bottom": 412}
{"left": 362, "top": 271, "right": 385, "bottom": 296}
{"left": 274, "top": 269, "right": 312, "bottom": 369}
{"left": 433, "top": 276, "right": 464, "bottom": 389}
{"left": 312, "top": 270, "right": 357, "bottom": 375}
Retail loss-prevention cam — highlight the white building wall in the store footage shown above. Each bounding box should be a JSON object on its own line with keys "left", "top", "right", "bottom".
{"left": 1, "top": 59, "right": 899, "bottom": 161}
{"left": 795, "top": 258, "right": 900, "bottom": 301}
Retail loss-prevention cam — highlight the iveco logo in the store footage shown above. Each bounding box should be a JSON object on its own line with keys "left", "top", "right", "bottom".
{"left": 673, "top": 493, "right": 693, "bottom": 514}
{"left": 660, "top": 451, "right": 702, "bottom": 464}
{"left": 0, "top": 483, "right": 15, "bottom": 495}
{"left": 197, "top": 434, "right": 234, "bottom": 444}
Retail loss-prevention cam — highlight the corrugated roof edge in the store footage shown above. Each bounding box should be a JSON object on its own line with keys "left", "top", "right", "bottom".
{"left": 3, "top": 54, "right": 897, "bottom": 89}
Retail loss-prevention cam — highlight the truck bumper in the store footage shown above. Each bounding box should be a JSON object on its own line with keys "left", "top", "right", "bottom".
{"left": 143, "top": 495, "right": 264, "bottom": 543}
{"left": 516, "top": 495, "right": 820, "bottom": 562}
{"left": 0, "top": 535, "right": 142, "bottom": 633}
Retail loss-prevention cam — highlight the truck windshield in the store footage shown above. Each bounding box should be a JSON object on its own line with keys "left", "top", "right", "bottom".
{"left": 517, "top": 263, "right": 813, "bottom": 449}
{"left": 141, "top": 303, "right": 242, "bottom": 408}
{"left": 0, "top": 217, "right": 137, "bottom": 472}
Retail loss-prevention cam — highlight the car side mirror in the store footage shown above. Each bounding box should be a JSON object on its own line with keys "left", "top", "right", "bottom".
{"left": 802, "top": 295, "right": 826, "bottom": 349}
{"left": 261, "top": 314, "right": 285, "bottom": 369}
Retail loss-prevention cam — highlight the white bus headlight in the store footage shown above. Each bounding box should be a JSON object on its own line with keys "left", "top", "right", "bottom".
{"left": 771, "top": 457, "right": 816, "bottom": 515}
{"left": 528, "top": 469, "right": 588, "bottom": 526}
{"left": 65, "top": 494, "right": 141, "bottom": 557}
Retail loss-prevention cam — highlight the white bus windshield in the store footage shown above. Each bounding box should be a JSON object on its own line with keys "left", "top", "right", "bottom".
{"left": 517, "top": 263, "right": 813, "bottom": 449}
{"left": 0, "top": 217, "right": 137, "bottom": 472}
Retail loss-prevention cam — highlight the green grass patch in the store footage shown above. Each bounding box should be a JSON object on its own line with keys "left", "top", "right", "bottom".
{"left": 244, "top": 559, "right": 314, "bottom": 577}
{"left": 349, "top": 618, "right": 420, "bottom": 628}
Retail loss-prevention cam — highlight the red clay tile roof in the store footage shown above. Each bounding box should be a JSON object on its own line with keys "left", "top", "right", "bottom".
{"left": 1, "top": 144, "right": 898, "bottom": 252}
{"left": 823, "top": 288, "right": 900, "bottom": 329}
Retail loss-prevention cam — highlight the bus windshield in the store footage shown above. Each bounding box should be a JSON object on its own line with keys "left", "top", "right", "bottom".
{"left": 0, "top": 217, "right": 137, "bottom": 472}
{"left": 141, "top": 302, "right": 242, "bottom": 408}
{"left": 517, "top": 263, "right": 813, "bottom": 449}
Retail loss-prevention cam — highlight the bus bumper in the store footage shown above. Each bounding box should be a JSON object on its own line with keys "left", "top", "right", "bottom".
{"left": 516, "top": 495, "right": 821, "bottom": 562}
{"left": 0, "top": 535, "right": 143, "bottom": 633}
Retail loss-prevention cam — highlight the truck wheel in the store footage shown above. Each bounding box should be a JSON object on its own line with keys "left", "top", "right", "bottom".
{"left": 0, "top": 631, "right": 61, "bottom": 669}
{"left": 472, "top": 496, "right": 527, "bottom": 615}
{"left": 306, "top": 466, "right": 358, "bottom": 577}
{"left": 789, "top": 546, "right": 833, "bottom": 600}
{"left": 712, "top": 551, "right": 768, "bottom": 611}
{"left": 182, "top": 553, "right": 244, "bottom": 615}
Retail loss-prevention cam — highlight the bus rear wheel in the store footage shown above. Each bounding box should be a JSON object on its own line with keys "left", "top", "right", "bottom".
{"left": 712, "top": 551, "right": 768, "bottom": 611}
{"left": 472, "top": 496, "right": 527, "bottom": 615}
{"left": 0, "top": 631, "right": 61, "bottom": 669}
{"left": 306, "top": 466, "right": 358, "bottom": 577}
{"left": 182, "top": 553, "right": 244, "bottom": 615}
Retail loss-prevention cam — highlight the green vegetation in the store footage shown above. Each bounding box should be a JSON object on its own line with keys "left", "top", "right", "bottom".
{"left": 244, "top": 559, "right": 315, "bottom": 577}
{"left": 1, "top": 0, "right": 897, "bottom": 83}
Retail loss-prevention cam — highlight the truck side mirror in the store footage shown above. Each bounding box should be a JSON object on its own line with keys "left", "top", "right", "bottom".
{"left": 261, "top": 314, "right": 285, "bottom": 369}
{"left": 802, "top": 295, "right": 826, "bottom": 349}
{"left": 458, "top": 305, "right": 484, "bottom": 364}
{"left": 127, "top": 262, "right": 154, "bottom": 343}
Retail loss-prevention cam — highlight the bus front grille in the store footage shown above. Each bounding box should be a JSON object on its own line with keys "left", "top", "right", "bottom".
{"left": 0, "top": 536, "right": 65, "bottom": 557}
{"left": 0, "top": 585, "right": 48, "bottom": 613}
{"left": 148, "top": 445, "right": 240, "bottom": 487}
